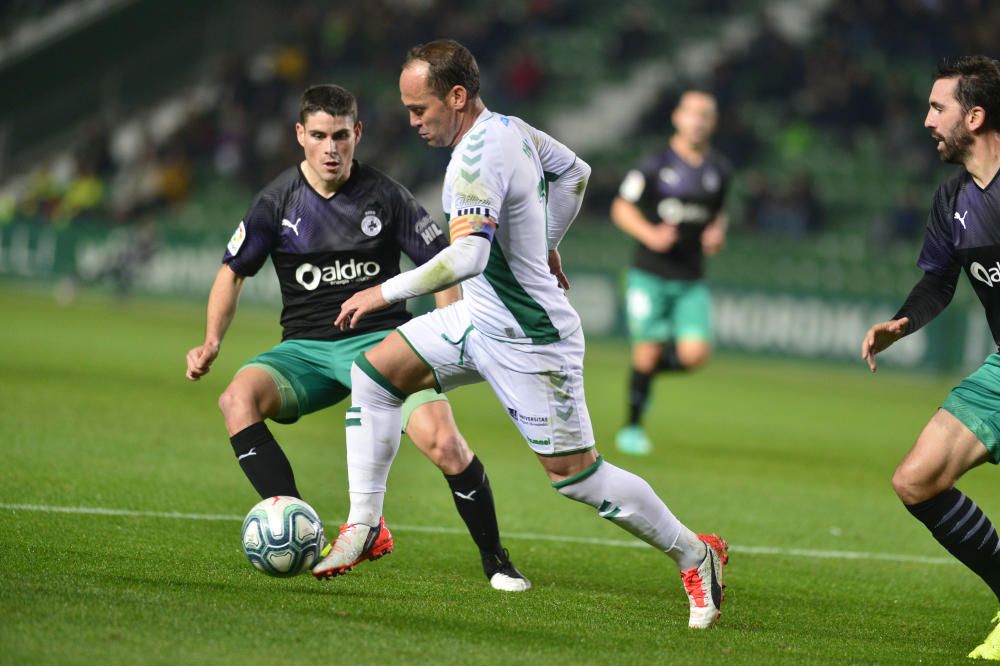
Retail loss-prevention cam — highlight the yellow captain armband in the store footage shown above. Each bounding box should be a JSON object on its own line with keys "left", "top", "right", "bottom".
{"left": 449, "top": 212, "right": 497, "bottom": 243}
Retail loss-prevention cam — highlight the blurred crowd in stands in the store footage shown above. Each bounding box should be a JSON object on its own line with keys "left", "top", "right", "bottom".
{"left": 1, "top": 0, "right": 999, "bottom": 245}
{"left": 1, "top": 0, "right": 581, "bottom": 226}
{"left": 630, "top": 0, "right": 997, "bottom": 241}
{"left": 0, "top": 0, "right": 65, "bottom": 36}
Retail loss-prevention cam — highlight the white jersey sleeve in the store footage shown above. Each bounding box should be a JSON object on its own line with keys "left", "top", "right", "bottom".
{"left": 442, "top": 110, "right": 582, "bottom": 345}
{"left": 511, "top": 116, "right": 576, "bottom": 178}
{"left": 510, "top": 116, "right": 589, "bottom": 249}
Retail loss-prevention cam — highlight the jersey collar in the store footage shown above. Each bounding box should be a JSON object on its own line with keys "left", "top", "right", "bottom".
{"left": 969, "top": 165, "right": 1000, "bottom": 193}
{"left": 454, "top": 108, "right": 494, "bottom": 149}
{"left": 298, "top": 160, "right": 361, "bottom": 200}
{"left": 471, "top": 107, "right": 493, "bottom": 129}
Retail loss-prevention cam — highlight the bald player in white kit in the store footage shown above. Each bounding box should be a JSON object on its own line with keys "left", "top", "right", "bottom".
{"left": 312, "top": 39, "right": 730, "bottom": 629}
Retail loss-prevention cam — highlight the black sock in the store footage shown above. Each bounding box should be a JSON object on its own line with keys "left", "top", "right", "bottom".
{"left": 657, "top": 340, "right": 686, "bottom": 372}
{"left": 906, "top": 487, "right": 1000, "bottom": 600}
{"left": 230, "top": 422, "right": 301, "bottom": 499}
{"left": 627, "top": 369, "right": 653, "bottom": 426}
{"left": 445, "top": 456, "right": 503, "bottom": 563}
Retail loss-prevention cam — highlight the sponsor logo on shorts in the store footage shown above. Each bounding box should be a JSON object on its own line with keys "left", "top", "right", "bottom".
{"left": 506, "top": 407, "right": 549, "bottom": 427}
{"left": 527, "top": 436, "right": 551, "bottom": 447}
{"left": 295, "top": 259, "right": 381, "bottom": 290}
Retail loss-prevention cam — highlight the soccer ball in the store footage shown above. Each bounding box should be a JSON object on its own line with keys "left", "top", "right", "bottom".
{"left": 241, "top": 496, "right": 325, "bottom": 577}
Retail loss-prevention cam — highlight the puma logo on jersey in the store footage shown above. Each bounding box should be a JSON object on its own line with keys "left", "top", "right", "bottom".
{"left": 955, "top": 210, "right": 968, "bottom": 229}
{"left": 282, "top": 217, "right": 302, "bottom": 235}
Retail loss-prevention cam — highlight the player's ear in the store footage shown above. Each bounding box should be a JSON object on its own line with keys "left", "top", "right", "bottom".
{"left": 966, "top": 106, "right": 986, "bottom": 132}
{"left": 295, "top": 122, "right": 306, "bottom": 147}
{"left": 354, "top": 121, "right": 363, "bottom": 145}
{"left": 449, "top": 84, "right": 468, "bottom": 110}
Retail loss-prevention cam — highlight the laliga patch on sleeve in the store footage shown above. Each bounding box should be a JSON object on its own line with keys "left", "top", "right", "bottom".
{"left": 619, "top": 169, "right": 645, "bottom": 202}
{"left": 227, "top": 221, "right": 246, "bottom": 255}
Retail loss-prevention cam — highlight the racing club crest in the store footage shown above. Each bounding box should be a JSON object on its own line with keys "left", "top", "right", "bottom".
{"left": 361, "top": 209, "right": 382, "bottom": 237}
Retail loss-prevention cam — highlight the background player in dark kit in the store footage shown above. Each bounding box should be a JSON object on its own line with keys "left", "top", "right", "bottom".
{"left": 611, "top": 90, "right": 731, "bottom": 456}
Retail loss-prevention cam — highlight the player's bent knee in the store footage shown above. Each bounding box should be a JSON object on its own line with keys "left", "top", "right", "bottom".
{"left": 891, "top": 462, "right": 945, "bottom": 504}
{"left": 632, "top": 344, "right": 663, "bottom": 374}
{"left": 408, "top": 411, "right": 471, "bottom": 474}
{"left": 552, "top": 455, "right": 610, "bottom": 509}
{"left": 678, "top": 342, "right": 712, "bottom": 369}
{"left": 891, "top": 466, "right": 916, "bottom": 503}
{"left": 218, "top": 387, "right": 261, "bottom": 426}
{"left": 428, "top": 431, "right": 471, "bottom": 474}
{"left": 217, "top": 388, "right": 240, "bottom": 416}
{"left": 541, "top": 449, "right": 600, "bottom": 485}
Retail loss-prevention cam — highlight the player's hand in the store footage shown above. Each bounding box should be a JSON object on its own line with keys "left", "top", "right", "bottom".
{"left": 701, "top": 224, "right": 726, "bottom": 256}
{"left": 860, "top": 317, "right": 910, "bottom": 373}
{"left": 548, "top": 249, "right": 570, "bottom": 290}
{"left": 186, "top": 342, "right": 219, "bottom": 381}
{"left": 643, "top": 222, "right": 678, "bottom": 253}
{"left": 336, "top": 285, "right": 388, "bottom": 330}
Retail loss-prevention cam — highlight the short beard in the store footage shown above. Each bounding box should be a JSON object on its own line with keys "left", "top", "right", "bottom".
{"left": 938, "top": 122, "right": 974, "bottom": 164}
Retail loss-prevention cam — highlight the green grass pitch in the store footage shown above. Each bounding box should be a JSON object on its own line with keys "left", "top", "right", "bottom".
{"left": 1, "top": 283, "right": 997, "bottom": 664}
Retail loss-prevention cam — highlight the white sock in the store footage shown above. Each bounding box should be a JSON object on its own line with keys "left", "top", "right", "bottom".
{"left": 345, "top": 360, "right": 404, "bottom": 526}
{"left": 556, "top": 456, "right": 706, "bottom": 570}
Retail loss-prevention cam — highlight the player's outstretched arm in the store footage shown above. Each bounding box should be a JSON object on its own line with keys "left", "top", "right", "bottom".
{"left": 861, "top": 270, "right": 957, "bottom": 373}
{"left": 860, "top": 317, "right": 910, "bottom": 373}
{"left": 336, "top": 236, "right": 490, "bottom": 330}
{"left": 186, "top": 265, "right": 245, "bottom": 380}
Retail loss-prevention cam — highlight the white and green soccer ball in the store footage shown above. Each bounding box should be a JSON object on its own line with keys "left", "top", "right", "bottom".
{"left": 241, "top": 496, "right": 325, "bottom": 577}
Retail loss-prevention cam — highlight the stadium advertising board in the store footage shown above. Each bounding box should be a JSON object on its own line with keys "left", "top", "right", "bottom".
{"left": 0, "top": 222, "right": 987, "bottom": 371}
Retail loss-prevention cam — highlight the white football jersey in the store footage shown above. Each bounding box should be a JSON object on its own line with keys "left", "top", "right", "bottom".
{"left": 442, "top": 110, "right": 581, "bottom": 344}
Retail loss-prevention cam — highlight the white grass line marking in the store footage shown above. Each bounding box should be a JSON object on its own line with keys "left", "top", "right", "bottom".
{"left": 1, "top": 502, "right": 955, "bottom": 566}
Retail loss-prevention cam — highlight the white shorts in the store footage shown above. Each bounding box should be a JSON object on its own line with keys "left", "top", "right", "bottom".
{"left": 397, "top": 301, "right": 595, "bottom": 456}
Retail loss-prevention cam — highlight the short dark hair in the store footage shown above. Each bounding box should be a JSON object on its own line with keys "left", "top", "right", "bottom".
{"left": 675, "top": 88, "right": 717, "bottom": 109}
{"left": 403, "top": 39, "right": 480, "bottom": 100}
{"left": 299, "top": 84, "right": 358, "bottom": 124}
{"left": 934, "top": 55, "right": 1000, "bottom": 132}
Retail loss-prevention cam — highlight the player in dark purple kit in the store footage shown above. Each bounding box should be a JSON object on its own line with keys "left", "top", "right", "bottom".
{"left": 185, "top": 85, "right": 529, "bottom": 591}
{"left": 860, "top": 56, "right": 1000, "bottom": 660}
{"left": 611, "top": 90, "right": 731, "bottom": 455}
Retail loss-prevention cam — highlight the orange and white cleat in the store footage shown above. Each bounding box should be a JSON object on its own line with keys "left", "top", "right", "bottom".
{"left": 312, "top": 516, "right": 394, "bottom": 580}
{"left": 680, "top": 533, "right": 729, "bottom": 629}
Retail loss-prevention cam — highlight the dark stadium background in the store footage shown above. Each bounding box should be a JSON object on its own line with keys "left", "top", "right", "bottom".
{"left": 4, "top": 4, "right": 1000, "bottom": 664}
{"left": 2, "top": 0, "right": 997, "bottom": 372}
